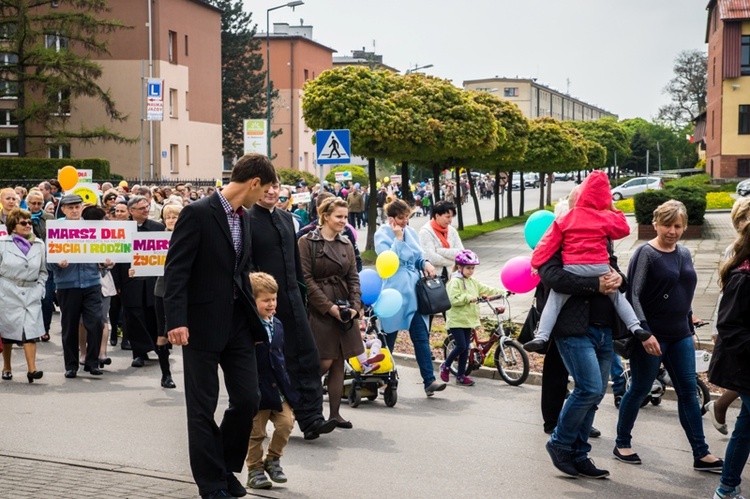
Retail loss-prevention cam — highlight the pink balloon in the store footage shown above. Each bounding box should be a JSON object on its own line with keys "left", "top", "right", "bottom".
{"left": 500, "top": 256, "right": 540, "bottom": 294}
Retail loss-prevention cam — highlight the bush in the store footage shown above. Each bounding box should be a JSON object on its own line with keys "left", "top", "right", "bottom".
{"left": 324, "top": 165, "right": 368, "bottom": 186}
{"left": 615, "top": 198, "right": 634, "bottom": 213}
{"left": 634, "top": 186, "right": 706, "bottom": 226}
{"left": 277, "top": 168, "right": 319, "bottom": 187}
{"left": 706, "top": 192, "right": 735, "bottom": 209}
{"left": 0, "top": 158, "right": 110, "bottom": 181}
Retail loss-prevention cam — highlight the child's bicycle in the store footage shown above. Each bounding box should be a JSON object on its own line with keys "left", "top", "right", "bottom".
{"left": 441, "top": 292, "right": 530, "bottom": 386}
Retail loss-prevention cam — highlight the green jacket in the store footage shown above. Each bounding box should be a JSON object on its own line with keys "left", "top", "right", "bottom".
{"left": 446, "top": 272, "right": 503, "bottom": 329}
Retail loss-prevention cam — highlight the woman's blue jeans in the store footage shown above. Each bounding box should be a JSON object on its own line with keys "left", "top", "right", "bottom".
{"left": 616, "top": 335, "right": 709, "bottom": 459}
{"left": 549, "top": 326, "right": 612, "bottom": 461}
{"left": 384, "top": 314, "right": 435, "bottom": 387}
{"left": 445, "top": 327, "right": 471, "bottom": 377}
{"left": 719, "top": 393, "right": 750, "bottom": 490}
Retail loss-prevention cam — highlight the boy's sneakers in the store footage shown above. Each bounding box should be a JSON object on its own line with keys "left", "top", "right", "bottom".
{"left": 715, "top": 486, "right": 746, "bottom": 499}
{"left": 247, "top": 469, "right": 272, "bottom": 489}
{"left": 573, "top": 458, "right": 610, "bottom": 479}
{"left": 439, "top": 363, "right": 450, "bottom": 382}
{"left": 456, "top": 375, "right": 475, "bottom": 386}
{"left": 425, "top": 380, "right": 447, "bottom": 397}
{"left": 264, "top": 458, "right": 288, "bottom": 483}
{"left": 362, "top": 362, "right": 381, "bottom": 375}
{"left": 523, "top": 338, "right": 549, "bottom": 353}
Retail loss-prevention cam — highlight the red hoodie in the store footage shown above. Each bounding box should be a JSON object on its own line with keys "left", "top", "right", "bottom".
{"left": 531, "top": 170, "right": 630, "bottom": 268}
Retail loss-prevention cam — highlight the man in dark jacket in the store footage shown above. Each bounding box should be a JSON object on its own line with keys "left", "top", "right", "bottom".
{"left": 538, "top": 248, "right": 625, "bottom": 479}
{"left": 248, "top": 179, "right": 337, "bottom": 441}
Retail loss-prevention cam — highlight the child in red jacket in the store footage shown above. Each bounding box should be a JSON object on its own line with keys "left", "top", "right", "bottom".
{"left": 523, "top": 170, "right": 648, "bottom": 352}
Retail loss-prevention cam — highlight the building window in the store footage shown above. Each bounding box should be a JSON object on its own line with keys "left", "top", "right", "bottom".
{"left": 713, "top": 57, "right": 716, "bottom": 86}
{"left": 0, "top": 137, "right": 18, "bottom": 155}
{"left": 0, "top": 81, "right": 18, "bottom": 99}
{"left": 45, "top": 33, "right": 68, "bottom": 51}
{"left": 0, "top": 23, "right": 16, "bottom": 41}
{"left": 0, "top": 110, "right": 17, "bottom": 127}
{"left": 168, "top": 31, "right": 177, "bottom": 63}
{"left": 743, "top": 36, "right": 750, "bottom": 76}
{"left": 184, "top": 35, "right": 189, "bottom": 56}
{"left": 170, "top": 144, "right": 178, "bottom": 173}
{"left": 169, "top": 88, "right": 178, "bottom": 118}
{"left": 740, "top": 105, "right": 750, "bottom": 134}
{"left": 739, "top": 159, "right": 750, "bottom": 177}
{"left": 48, "top": 144, "right": 70, "bottom": 159}
{"left": 0, "top": 52, "right": 18, "bottom": 66}
{"left": 304, "top": 69, "right": 309, "bottom": 81}
{"left": 504, "top": 87, "right": 518, "bottom": 97}
{"left": 186, "top": 144, "right": 190, "bottom": 165}
{"left": 51, "top": 90, "right": 71, "bottom": 115}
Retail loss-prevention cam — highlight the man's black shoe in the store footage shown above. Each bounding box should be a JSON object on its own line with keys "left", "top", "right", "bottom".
{"left": 574, "top": 458, "right": 610, "bottom": 479}
{"left": 303, "top": 418, "right": 337, "bottom": 440}
{"left": 121, "top": 339, "right": 132, "bottom": 350}
{"left": 225, "top": 473, "right": 246, "bottom": 497}
{"left": 64, "top": 370, "right": 77, "bottom": 379}
{"left": 201, "top": 490, "right": 233, "bottom": 499}
{"left": 545, "top": 441, "right": 579, "bottom": 477}
{"left": 589, "top": 426, "right": 601, "bottom": 438}
{"left": 84, "top": 365, "right": 103, "bottom": 375}
{"left": 131, "top": 357, "right": 145, "bottom": 368}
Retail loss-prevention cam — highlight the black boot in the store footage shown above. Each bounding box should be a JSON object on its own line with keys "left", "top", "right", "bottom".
{"left": 157, "top": 346, "right": 175, "bottom": 389}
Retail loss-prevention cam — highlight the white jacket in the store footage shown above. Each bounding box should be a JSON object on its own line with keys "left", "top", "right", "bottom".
{"left": 0, "top": 236, "right": 48, "bottom": 341}
{"left": 418, "top": 223, "right": 464, "bottom": 269}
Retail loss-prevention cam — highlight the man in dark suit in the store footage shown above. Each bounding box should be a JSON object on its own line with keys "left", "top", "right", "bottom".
{"left": 112, "top": 195, "right": 165, "bottom": 368}
{"left": 164, "top": 154, "right": 277, "bottom": 499}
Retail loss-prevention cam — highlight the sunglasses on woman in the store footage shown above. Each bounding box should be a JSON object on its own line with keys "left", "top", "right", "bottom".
{"left": 279, "top": 196, "right": 289, "bottom": 202}
{"left": 17, "top": 220, "right": 32, "bottom": 227}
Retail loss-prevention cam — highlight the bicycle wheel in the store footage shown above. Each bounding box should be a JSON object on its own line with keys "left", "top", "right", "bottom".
{"left": 697, "top": 378, "right": 710, "bottom": 415}
{"left": 442, "top": 334, "right": 460, "bottom": 376}
{"left": 494, "top": 340, "right": 529, "bottom": 386}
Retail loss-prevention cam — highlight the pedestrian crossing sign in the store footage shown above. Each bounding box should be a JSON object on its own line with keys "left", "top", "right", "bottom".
{"left": 316, "top": 129, "right": 351, "bottom": 165}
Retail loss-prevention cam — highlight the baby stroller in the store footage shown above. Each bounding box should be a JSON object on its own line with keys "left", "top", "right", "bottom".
{"left": 323, "top": 307, "right": 399, "bottom": 408}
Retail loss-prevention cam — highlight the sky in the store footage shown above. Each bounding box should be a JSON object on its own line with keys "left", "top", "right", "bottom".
{"left": 243, "top": 0, "right": 709, "bottom": 121}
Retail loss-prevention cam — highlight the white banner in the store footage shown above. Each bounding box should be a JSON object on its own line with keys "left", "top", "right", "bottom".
{"left": 131, "top": 232, "right": 172, "bottom": 277}
{"left": 292, "top": 192, "right": 311, "bottom": 205}
{"left": 46, "top": 220, "right": 137, "bottom": 263}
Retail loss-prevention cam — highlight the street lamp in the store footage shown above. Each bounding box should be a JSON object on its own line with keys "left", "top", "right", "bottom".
{"left": 405, "top": 63, "right": 433, "bottom": 74}
{"left": 266, "top": 0, "right": 304, "bottom": 159}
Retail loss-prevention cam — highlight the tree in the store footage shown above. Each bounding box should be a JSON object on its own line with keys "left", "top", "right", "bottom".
{"left": 621, "top": 118, "right": 699, "bottom": 174}
{"left": 208, "top": 0, "right": 270, "bottom": 161}
{"left": 0, "top": 0, "right": 131, "bottom": 156}
{"left": 657, "top": 50, "right": 707, "bottom": 129}
{"left": 567, "top": 119, "right": 631, "bottom": 175}
{"left": 324, "top": 165, "right": 367, "bottom": 186}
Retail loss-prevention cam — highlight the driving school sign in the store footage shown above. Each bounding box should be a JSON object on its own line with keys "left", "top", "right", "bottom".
{"left": 46, "top": 220, "right": 137, "bottom": 263}
{"left": 131, "top": 232, "right": 172, "bottom": 277}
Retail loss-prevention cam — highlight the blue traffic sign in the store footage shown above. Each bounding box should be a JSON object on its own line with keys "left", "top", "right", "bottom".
{"left": 316, "top": 129, "right": 351, "bottom": 165}
{"left": 147, "top": 80, "right": 162, "bottom": 98}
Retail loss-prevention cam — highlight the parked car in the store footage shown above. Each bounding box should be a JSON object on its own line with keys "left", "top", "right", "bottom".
{"left": 611, "top": 176, "right": 664, "bottom": 200}
{"left": 511, "top": 173, "right": 540, "bottom": 189}
{"left": 737, "top": 179, "right": 750, "bottom": 197}
{"left": 554, "top": 172, "right": 574, "bottom": 181}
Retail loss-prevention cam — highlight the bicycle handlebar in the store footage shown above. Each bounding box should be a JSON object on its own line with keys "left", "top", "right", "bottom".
{"left": 479, "top": 292, "right": 513, "bottom": 302}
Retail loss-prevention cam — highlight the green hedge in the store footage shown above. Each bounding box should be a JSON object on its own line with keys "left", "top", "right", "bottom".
{"left": 633, "top": 186, "right": 707, "bottom": 226}
{"left": 0, "top": 158, "right": 110, "bottom": 180}
{"left": 277, "top": 168, "right": 319, "bottom": 187}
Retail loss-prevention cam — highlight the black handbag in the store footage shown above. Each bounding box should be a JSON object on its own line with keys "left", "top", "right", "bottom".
{"left": 518, "top": 301, "right": 540, "bottom": 344}
{"left": 613, "top": 336, "right": 636, "bottom": 359}
{"left": 416, "top": 277, "right": 452, "bottom": 315}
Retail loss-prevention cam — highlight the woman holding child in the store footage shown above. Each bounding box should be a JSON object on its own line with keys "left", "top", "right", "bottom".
{"left": 299, "top": 197, "right": 363, "bottom": 428}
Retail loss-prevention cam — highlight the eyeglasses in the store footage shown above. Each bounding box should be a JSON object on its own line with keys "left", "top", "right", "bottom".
{"left": 132, "top": 205, "right": 150, "bottom": 211}
{"left": 278, "top": 197, "right": 289, "bottom": 202}
{"left": 27, "top": 201, "right": 43, "bottom": 206}
{"left": 17, "top": 220, "right": 31, "bottom": 227}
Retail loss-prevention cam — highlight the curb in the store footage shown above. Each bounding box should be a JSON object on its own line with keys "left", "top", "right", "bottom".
{"left": 391, "top": 352, "right": 718, "bottom": 402}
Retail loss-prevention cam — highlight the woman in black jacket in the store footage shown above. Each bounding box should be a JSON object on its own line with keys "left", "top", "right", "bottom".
{"left": 709, "top": 223, "right": 750, "bottom": 499}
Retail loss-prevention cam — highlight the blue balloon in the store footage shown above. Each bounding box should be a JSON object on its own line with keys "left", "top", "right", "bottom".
{"left": 373, "top": 288, "right": 403, "bottom": 319}
{"left": 524, "top": 210, "right": 556, "bottom": 249}
{"left": 359, "top": 269, "right": 382, "bottom": 305}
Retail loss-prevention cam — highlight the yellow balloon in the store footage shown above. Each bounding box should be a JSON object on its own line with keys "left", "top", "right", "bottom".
{"left": 383, "top": 176, "right": 390, "bottom": 183}
{"left": 376, "top": 250, "right": 399, "bottom": 279}
{"left": 58, "top": 165, "right": 79, "bottom": 191}
{"left": 376, "top": 182, "right": 382, "bottom": 188}
{"left": 410, "top": 185, "right": 416, "bottom": 192}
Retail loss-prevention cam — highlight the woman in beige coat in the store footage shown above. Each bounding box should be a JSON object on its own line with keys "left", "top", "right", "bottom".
{"left": 0, "top": 208, "right": 48, "bottom": 383}
{"left": 299, "top": 197, "right": 363, "bottom": 428}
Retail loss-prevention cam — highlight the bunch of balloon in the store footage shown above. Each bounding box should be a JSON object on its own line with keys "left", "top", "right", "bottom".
{"left": 365, "top": 250, "right": 402, "bottom": 319}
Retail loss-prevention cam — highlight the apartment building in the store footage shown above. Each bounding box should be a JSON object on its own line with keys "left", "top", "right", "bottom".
{"left": 705, "top": 0, "right": 750, "bottom": 179}
{"left": 333, "top": 48, "right": 399, "bottom": 73}
{"left": 256, "top": 23, "right": 335, "bottom": 174}
{"left": 463, "top": 77, "right": 617, "bottom": 122}
{"left": 0, "top": 0, "right": 223, "bottom": 180}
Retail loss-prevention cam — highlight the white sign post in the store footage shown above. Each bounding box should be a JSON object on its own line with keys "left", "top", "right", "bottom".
{"left": 244, "top": 119, "right": 268, "bottom": 157}
{"left": 131, "top": 232, "right": 172, "bottom": 277}
{"left": 146, "top": 78, "right": 164, "bottom": 121}
{"left": 46, "top": 220, "right": 137, "bottom": 263}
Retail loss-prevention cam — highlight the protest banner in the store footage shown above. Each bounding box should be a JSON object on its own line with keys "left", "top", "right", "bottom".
{"left": 46, "top": 220, "right": 137, "bottom": 263}
{"left": 292, "top": 192, "right": 311, "bottom": 205}
{"left": 0, "top": 225, "right": 6, "bottom": 237}
{"left": 131, "top": 231, "right": 172, "bottom": 277}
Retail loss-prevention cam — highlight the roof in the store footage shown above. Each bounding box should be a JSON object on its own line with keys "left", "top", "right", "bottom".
{"left": 706, "top": 0, "right": 750, "bottom": 20}
{"left": 254, "top": 33, "right": 337, "bottom": 53}
{"left": 186, "top": 0, "right": 223, "bottom": 14}
{"left": 332, "top": 56, "right": 399, "bottom": 73}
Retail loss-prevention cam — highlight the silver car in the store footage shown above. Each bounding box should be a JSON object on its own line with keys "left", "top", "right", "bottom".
{"left": 611, "top": 176, "right": 664, "bottom": 200}
{"left": 737, "top": 179, "right": 750, "bottom": 197}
